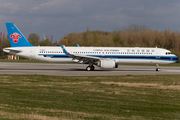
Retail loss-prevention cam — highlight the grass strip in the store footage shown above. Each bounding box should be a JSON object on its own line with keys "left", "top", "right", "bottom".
{"left": 0, "top": 75, "right": 180, "bottom": 120}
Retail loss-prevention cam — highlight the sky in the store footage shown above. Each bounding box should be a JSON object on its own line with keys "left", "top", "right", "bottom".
{"left": 0, "top": 0, "right": 180, "bottom": 43}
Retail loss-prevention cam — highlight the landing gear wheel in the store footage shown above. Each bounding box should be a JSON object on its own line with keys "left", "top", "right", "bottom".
{"left": 86, "top": 66, "right": 91, "bottom": 71}
{"left": 91, "top": 66, "right": 95, "bottom": 71}
{"left": 156, "top": 68, "right": 160, "bottom": 71}
{"left": 86, "top": 66, "right": 95, "bottom": 71}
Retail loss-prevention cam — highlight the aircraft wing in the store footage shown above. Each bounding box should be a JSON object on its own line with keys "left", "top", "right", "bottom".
{"left": 60, "top": 44, "right": 100, "bottom": 64}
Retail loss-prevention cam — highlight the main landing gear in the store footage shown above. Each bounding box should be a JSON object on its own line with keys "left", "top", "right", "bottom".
{"left": 156, "top": 64, "right": 160, "bottom": 71}
{"left": 86, "top": 62, "right": 95, "bottom": 71}
{"left": 86, "top": 65, "right": 95, "bottom": 71}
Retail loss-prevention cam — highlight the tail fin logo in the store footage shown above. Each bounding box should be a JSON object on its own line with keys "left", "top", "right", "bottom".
{"left": 10, "top": 33, "right": 21, "bottom": 43}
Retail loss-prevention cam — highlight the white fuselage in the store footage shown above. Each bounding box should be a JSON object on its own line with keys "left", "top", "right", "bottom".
{"left": 3, "top": 46, "right": 178, "bottom": 64}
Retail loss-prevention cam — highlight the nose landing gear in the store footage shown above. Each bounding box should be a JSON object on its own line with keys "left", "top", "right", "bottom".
{"left": 156, "top": 64, "right": 160, "bottom": 71}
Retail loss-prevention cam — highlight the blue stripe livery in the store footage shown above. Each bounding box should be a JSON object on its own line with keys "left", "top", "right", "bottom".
{"left": 38, "top": 54, "right": 178, "bottom": 62}
{"left": 6, "top": 23, "right": 34, "bottom": 47}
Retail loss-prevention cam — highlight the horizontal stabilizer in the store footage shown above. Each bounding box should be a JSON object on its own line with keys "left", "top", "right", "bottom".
{"left": 3, "top": 47, "right": 22, "bottom": 53}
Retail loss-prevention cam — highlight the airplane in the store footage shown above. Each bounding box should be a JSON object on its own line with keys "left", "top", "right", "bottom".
{"left": 3, "top": 23, "right": 179, "bottom": 71}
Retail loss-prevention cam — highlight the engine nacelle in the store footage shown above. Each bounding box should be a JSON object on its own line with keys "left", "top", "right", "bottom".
{"left": 97, "top": 59, "right": 118, "bottom": 69}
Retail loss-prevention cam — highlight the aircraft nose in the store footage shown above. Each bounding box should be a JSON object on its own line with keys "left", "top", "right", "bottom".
{"left": 174, "top": 55, "right": 179, "bottom": 62}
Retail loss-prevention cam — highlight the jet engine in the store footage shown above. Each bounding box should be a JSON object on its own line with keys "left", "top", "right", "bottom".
{"left": 97, "top": 59, "right": 118, "bottom": 69}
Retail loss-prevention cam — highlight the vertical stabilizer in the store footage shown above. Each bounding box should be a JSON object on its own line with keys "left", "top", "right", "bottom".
{"left": 6, "top": 23, "right": 34, "bottom": 47}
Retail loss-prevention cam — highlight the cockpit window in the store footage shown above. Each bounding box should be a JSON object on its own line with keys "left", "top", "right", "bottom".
{"left": 166, "top": 52, "right": 172, "bottom": 55}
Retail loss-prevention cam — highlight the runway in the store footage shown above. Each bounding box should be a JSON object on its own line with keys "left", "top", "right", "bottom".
{"left": 0, "top": 62, "right": 180, "bottom": 76}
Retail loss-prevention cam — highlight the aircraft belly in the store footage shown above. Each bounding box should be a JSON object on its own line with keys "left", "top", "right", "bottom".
{"left": 116, "top": 59, "right": 174, "bottom": 64}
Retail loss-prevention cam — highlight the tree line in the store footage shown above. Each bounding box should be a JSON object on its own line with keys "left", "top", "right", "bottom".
{"left": 1, "top": 24, "right": 180, "bottom": 62}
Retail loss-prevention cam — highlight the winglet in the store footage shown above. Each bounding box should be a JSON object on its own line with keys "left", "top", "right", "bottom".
{"left": 60, "top": 44, "right": 68, "bottom": 54}
{"left": 76, "top": 43, "right": 79, "bottom": 47}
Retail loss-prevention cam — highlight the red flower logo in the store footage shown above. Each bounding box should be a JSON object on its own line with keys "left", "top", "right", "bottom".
{"left": 10, "top": 33, "right": 21, "bottom": 43}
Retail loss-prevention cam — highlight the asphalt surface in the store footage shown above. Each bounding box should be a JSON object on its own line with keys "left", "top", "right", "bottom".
{"left": 0, "top": 62, "right": 180, "bottom": 76}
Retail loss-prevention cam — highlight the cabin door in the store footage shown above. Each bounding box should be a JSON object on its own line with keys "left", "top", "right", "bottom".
{"left": 30, "top": 48, "right": 35, "bottom": 60}
{"left": 156, "top": 48, "right": 161, "bottom": 59}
